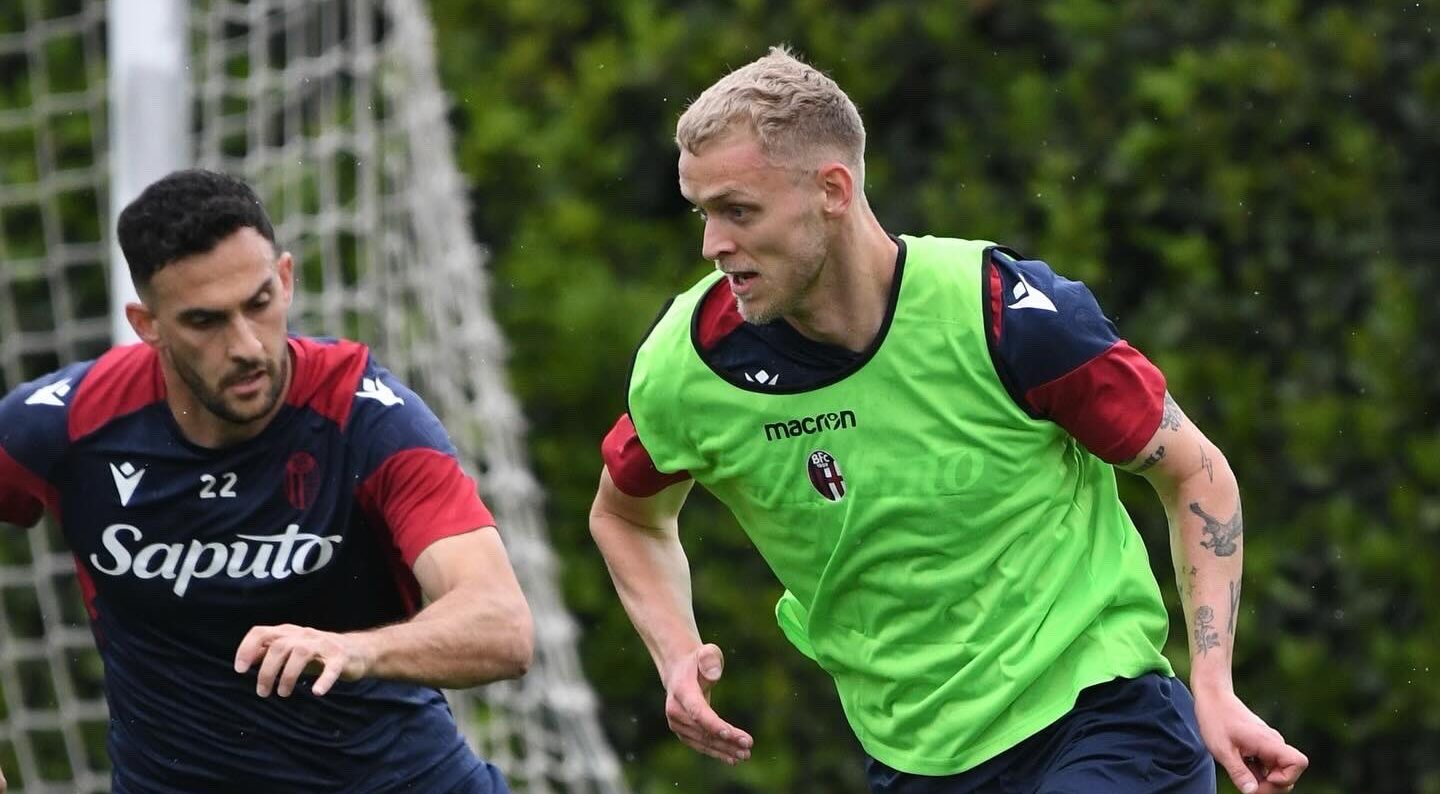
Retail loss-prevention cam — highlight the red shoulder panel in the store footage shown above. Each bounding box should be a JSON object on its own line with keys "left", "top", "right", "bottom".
{"left": 286, "top": 336, "right": 369, "bottom": 428}
{"left": 355, "top": 447, "right": 496, "bottom": 568}
{"left": 68, "top": 344, "right": 164, "bottom": 442}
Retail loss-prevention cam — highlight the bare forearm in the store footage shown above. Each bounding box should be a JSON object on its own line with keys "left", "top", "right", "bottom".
{"left": 357, "top": 582, "right": 533, "bottom": 688}
{"left": 590, "top": 509, "right": 702, "bottom": 680}
{"left": 1156, "top": 444, "right": 1244, "bottom": 692}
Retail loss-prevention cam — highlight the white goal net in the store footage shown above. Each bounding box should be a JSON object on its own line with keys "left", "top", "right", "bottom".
{"left": 0, "top": 1, "right": 626, "bottom": 791}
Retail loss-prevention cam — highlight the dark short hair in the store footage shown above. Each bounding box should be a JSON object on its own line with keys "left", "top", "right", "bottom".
{"left": 116, "top": 168, "right": 277, "bottom": 290}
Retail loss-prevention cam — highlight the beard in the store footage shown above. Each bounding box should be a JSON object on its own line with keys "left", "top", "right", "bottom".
{"left": 740, "top": 236, "right": 829, "bottom": 326}
{"left": 172, "top": 349, "right": 289, "bottom": 426}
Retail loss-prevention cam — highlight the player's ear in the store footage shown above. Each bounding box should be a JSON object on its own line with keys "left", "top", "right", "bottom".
{"left": 817, "top": 160, "right": 855, "bottom": 218}
{"left": 276, "top": 251, "right": 295, "bottom": 305}
{"left": 125, "top": 301, "right": 160, "bottom": 348}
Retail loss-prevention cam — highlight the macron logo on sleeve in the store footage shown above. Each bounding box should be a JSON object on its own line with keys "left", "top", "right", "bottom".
{"left": 1007, "top": 274, "right": 1058, "bottom": 313}
{"left": 109, "top": 462, "right": 146, "bottom": 507}
{"left": 356, "top": 377, "right": 404, "bottom": 407}
{"left": 24, "top": 378, "right": 72, "bottom": 407}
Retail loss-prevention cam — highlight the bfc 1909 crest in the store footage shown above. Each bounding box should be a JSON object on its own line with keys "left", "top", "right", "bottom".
{"left": 807, "top": 450, "right": 846, "bottom": 501}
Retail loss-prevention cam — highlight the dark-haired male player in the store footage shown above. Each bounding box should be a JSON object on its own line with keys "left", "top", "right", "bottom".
{"left": 0, "top": 169, "right": 532, "bottom": 792}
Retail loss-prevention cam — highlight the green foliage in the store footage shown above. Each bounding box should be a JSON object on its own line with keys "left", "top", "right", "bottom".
{"left": 428, "top": 1, "right": 1438, "bottom": 791}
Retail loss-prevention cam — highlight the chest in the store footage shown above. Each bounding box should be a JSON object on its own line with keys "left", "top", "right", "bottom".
{"left": 58, "top": 415, "right": 365, "bottom": 606}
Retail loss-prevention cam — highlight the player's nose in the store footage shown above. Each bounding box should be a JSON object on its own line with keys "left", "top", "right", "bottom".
{"left": 701, "top": 219, "right": 735, "bottom": 262}
{"left": 227, "top": 315, "right": 267, "bottom": 361}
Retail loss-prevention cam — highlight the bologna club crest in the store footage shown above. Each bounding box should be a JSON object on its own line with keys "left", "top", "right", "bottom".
{"left": 284, "top": 451, "right": 319, "bottom": 510}
{"left": 806, "top": 450, "right": 846, "bottom": 502}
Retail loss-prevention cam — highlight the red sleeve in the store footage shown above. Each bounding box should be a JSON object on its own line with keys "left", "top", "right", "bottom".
{"left": 356, "top": 448, "right": 495, "bottom": 566}
{"left": 1024, "top": 341, "right": 1167, "bottom": 463}
{"left": 0, "top": 444, "right": 49, "bottom": 527}
{"left": 601, "top": 413, "right": 691, "bottom": 497}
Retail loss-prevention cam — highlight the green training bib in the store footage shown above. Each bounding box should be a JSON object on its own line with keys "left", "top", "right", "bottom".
{"left": 628, "top": 235, "right": 1172, "bottom": 774}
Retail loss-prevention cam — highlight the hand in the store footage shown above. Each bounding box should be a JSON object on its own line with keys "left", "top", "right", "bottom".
{"left": 234, "top": 624, "right": 374, "bottom": 697}
{"left": 663, "top": 643, "right": 753, "bottom": 765}
{"left": 1, "top": 760, "right": 8, "bottom": 793}
{"left": 1193, "top": 685, "right": 1308, "bottom": 793}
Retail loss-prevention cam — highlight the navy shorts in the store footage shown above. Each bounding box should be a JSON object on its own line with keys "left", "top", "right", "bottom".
{"left": 865, "top": 674, "right": 1215, "bottom": 794}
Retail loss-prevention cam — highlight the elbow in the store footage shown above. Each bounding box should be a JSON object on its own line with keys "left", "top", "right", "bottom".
{"left": 460, "top": 602, "right": 531, "bottom": 687}
{"left": 508, "top": 604, "right": 535, "bottom": 679}
{"left": 490, "top": 597, "right": 533, "bottom": 682}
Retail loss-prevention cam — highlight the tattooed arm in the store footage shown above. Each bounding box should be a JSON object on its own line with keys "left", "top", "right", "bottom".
{"left": 1117, "top": 393, "right": 1307, "bottom": 794}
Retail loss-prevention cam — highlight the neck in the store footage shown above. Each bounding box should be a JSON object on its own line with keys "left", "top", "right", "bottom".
{"left": 785, "top": 207, "right": 897, "bottom": 352}
{"left": 162, "top": 350, "right": 293, "bottom": 449}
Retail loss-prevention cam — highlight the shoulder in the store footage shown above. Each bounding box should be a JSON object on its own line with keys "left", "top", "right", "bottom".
{"left": 0, "top": 359, "right": 90, "bottom": 478}
{"left": 985, "top": 250, "right": 1125, "bottom": 391}
{"left": 900, "top": 235, "right": 996, "bottom": 282}
{"left": 286, "top": 335, "right": 371, "bottom": 426}
{"left": 340, "top": 349, "right": 457, "bottom": 473}
{"left": 2, "top": 345, "right": 164, "bottom": 484}
{"left": 3, "top": 344, "right": 166, "bottom": 448}
{"left": 283, "top": 335, "right": 451, "bottom": 458}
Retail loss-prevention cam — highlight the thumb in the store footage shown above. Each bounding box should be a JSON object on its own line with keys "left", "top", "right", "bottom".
{"left": 697, "top": 643, "right": 725, "bottom": 684}
{"left": 1220, "top": 755, "right": 1259, "bottom": 794}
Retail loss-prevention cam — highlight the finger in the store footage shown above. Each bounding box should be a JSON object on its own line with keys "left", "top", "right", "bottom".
{"left": 276, "top": 645, "right": 316, "bottom": 697}
{"left": 1266, "top": 758, "right": 1307, "bottom": 786}
{"left": 254, "top": 639, "right": 293, "bottom": 697}
{"left": 233, "top": 625, "right": 279, "bottom": 673}
{"left": 674, "top": 687, "right": 753, "bottom": 748}
{"left": 679, "top": 735, "right": 740, "bottom": 764}
{"left": 665, "top": 702, "right": 752, "bottom": 763}
{"left": 669, "top": 719, "right": 753, "bottom": 759}
{"left": 311, "top": 654, "right": 346, "bottom": 697}
{"left": 666, "top": 697, "right": 739, "bottom": 748}
{"left": 1219, "top": 753, "right": 1260, "bottom": 794}
{"left": 1273, "top": 744, "right": 1308, "bottom": 777}
{"left": 696, "top": 643, "right": 725, "bottom": 686}
{"left": 671, "top": 724, "right": 750, "bottom": 764}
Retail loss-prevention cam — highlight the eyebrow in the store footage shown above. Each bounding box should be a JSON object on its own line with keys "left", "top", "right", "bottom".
{"left": 686, "top": 188, "right": 753, "bottom": 208}
{"left": 175, "top": 277, "right": 274, "bottom": 324}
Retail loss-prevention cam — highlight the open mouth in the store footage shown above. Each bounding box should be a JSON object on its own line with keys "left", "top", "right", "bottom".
{"left": 228, "top": 370, "right": 266, "bottom": 391}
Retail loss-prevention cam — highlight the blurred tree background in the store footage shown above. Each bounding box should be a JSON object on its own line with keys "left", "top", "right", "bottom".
{"left": 0, "top": 0, "right": 1435, "bottom": 791}
{"left": 425, "top": 0, "right": 1439, "bottom": 792}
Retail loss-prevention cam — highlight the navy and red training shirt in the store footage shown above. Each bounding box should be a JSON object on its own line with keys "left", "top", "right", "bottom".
{"left": 0, "top": 336, "right": 495, "bottom": 792}
{"left": 604, "top": 242, "right": 1166, "bottom": 496}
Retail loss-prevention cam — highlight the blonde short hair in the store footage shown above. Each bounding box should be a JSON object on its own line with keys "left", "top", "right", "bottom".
{"left": 676, "top": 45, "right": 866, "bottom": 175}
